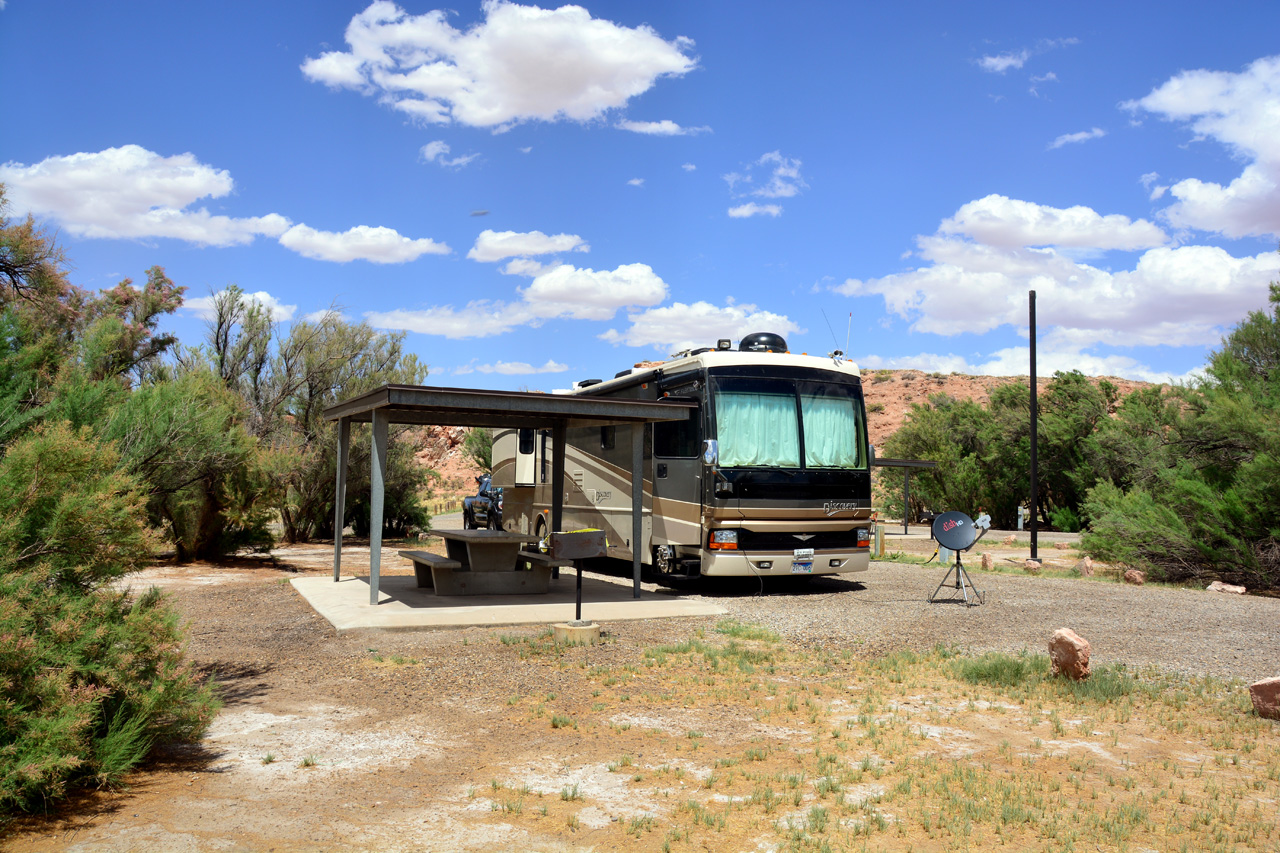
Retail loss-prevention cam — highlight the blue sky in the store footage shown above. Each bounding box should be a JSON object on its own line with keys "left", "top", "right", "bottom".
{"left": 3, "top": 1, "right": 1279, "bottom": 391}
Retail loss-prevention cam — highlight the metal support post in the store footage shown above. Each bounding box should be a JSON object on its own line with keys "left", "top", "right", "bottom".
{"left": 1029, "top": 289, "right": 1040, "bottom": 564}
{"left": 551, "top": 423, "right": 566, "bottom": 535}
{"left": 903, "top": 469, "right": 910, "bottom": 535}
{"left": 631, "top": 423, "right": 643, "bottom": 599}
{"left": 368, "top": 409, "right": 388, "bottom": 606}
{"left": 332, "top": 417, "right": 350, "bottom": 582}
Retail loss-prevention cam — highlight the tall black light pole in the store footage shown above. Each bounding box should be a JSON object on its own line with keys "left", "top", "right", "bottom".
{"left": 1029, "top": 290, "right": 1040, "bottom": 563}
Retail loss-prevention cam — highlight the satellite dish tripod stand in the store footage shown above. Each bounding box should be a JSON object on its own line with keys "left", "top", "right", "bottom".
{"left": 927, "top": 511, "right": 987, "bottom": 606}
{"left": 929, "top": 545, "right": 985, "bottom": 606}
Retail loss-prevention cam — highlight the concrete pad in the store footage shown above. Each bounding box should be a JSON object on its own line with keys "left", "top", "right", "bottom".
{"left": 291, "top": 572, "right": 727, "bottom": 633}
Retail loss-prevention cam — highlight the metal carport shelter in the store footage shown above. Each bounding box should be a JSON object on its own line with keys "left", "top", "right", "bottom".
{"left": 872, "top": 457, "right": 939, "bottom": 534}
{"left": 324, "top": 384, "right": 697, "bottom": 605}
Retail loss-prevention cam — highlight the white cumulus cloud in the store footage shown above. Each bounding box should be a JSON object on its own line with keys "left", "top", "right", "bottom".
{"left": 616, "top": 119, "right": 710, "bottom": 136}
{"left": 279, "top": 224, "right": 450, "bottom": 263}
{"left": 477, "top": 359, "right": 568, "bottom": 375}
{"left": 0, "top": 145, "right": 290, "bottom": 247}
{"left": 501, "top": 258, "right": 546, "bottom": 276}
{"left": 725, "top": 151, "right": 807, "bottom": 199}
{"left": 302, "top": 0, "right": 698, "bottom": 130}
{"left": 837, "top": 195, "right": 1274, "bottom": 349}
{"left": 601, "top": 301, "right": 800, "bottom": 353}
{"left": 522, "top": 262, "right": 668, "bottom": 320}
{"left": 1124, "top": 54, "right": 1280, "bottom": 239}
{"left": 939, "top": 194, "right": 1167, "bottom": 250}
{"left": 467, "top": 228, "right": 589, "bottom": 262}
{"left": 420, "top": 140, "right": 480, "bottom": 168}
{"left": 728, "top": 202, "right": 782, "bottom": 218}
{"left": 366, "top": 302, "right": 533, "bottom": 339}
{"left": 979, "top": 50, "right": 1029, "bottom": 73}
{"left": 183, "top": 289, "right": 297, "bottom": 322}
{"left": 367, "top": 261, "right": 668, "bottom": 338}
{"left": 1048, "top": 127, "right": 1106, "bottom": 149}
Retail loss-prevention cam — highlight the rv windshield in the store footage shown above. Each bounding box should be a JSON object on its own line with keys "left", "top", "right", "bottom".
{"left": 712, "top": 377, "right": 866, "bottom": 470}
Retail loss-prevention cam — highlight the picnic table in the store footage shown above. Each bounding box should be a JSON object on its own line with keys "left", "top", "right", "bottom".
{"left": 399, "top": 529, "right": 571, "bottom": 596}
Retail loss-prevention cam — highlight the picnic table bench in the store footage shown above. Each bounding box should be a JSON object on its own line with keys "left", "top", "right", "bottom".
{"left": 397, "top": 550, "right": 461, "bottom": 589}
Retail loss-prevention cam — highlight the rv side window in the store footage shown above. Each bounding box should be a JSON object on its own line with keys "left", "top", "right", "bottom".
{"left": 654, "top": 411, "right": 699, "bottom": 458}
{"left": 600, "top": 425, "right": 615, "bottom": 450}
{"left": 518, "top": 428, "right": 534, "bottom": 455}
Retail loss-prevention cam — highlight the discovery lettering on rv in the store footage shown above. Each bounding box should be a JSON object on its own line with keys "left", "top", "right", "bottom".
{"left": 823, "top": 501, "right": 859, "bottom": 516}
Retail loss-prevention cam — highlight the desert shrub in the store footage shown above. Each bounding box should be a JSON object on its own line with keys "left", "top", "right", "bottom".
{"left": 344, "top": 435, "right": 433, "bottom": 538}
{"left": 182, "top": 287, "right": 432, "bottom": 543}
{"left": 104, "top": 371, "right": 274, "bottom": 561}
{"left": 0, "top": 424, "right": 218, "bottom": 815}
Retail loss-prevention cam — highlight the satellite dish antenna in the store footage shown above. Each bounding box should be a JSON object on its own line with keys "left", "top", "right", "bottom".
{"left": 928, "top": 510, "right": 987, "bottom": 606}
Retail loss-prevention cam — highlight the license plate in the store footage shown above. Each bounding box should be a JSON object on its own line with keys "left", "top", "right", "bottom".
{"left": 792, "top": 548, "right": 814, "bottom": 574}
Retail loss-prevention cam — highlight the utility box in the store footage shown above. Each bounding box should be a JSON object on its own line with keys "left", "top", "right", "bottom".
{"left": 550, "top": 529, "right": 607, "bottom": 561}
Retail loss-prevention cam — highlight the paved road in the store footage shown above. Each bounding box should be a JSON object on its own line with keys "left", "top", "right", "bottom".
{"left": 433, "top": 511, "right": 464, "bottom": 531}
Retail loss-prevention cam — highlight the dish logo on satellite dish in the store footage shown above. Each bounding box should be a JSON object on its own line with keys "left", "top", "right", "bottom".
{"left": 823, "top": 501, "right": 858, "bottom": 516}
{"left": 942, "top": 518, "right": 960, "bottom": 533}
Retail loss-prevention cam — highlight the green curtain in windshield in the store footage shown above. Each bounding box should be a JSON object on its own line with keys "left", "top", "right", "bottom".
{"left": 801, "top": 394, "right": 861, "bottom": 468}
{"left": 715, "top": 391, "right": 800, "bottom": 467}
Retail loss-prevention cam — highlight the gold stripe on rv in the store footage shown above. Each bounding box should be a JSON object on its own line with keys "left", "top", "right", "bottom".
{"left": 704, "top": 507, "right": 873, "bottom": 523}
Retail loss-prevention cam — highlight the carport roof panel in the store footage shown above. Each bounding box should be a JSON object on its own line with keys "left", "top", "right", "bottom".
{"left": 873, "top": 458, "right": 939, "bottom": 469}
{"left": 323, "top": 384, "right": 696, "bottom": 429}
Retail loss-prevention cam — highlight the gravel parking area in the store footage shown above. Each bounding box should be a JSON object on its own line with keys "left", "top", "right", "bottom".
{"left": 701, "top": 560, "right": 1280, "bottom": 683}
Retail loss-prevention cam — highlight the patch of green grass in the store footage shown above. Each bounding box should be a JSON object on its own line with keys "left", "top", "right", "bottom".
{"left": 956, "top": 651, "right": 1048, "bottom": 688}
{"left": 955, "top": 650, "right": 1142, "bottom": 704}
{"left": 715, "top": 619, "right": 782, "bottom": 644}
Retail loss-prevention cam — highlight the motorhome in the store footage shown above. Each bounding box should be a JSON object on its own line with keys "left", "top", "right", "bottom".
{"left": 491, "top": 333, "right": 874, "bottom": 579}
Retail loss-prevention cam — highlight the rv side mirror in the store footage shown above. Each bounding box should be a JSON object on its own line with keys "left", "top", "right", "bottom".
{"left": 869, "top": 445, "right": 876, "bottom": 465}
{"left": 702, "top": 439, "right": 719, "bottom": 466}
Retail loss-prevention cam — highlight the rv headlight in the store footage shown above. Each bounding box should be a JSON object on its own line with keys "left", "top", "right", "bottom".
{"left": 709, "top": 530, "right": 739, "bottom": 550}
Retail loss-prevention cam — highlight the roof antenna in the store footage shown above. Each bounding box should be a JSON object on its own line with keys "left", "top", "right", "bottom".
{"left": 821, "top": 310, "right": 843, "bottom": 360}
{"left": 845, "top": 311, "right": 852, "bottom": 356}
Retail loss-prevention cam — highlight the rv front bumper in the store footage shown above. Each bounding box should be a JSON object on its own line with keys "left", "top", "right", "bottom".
{"left": 699, "top": 549, "right": 870, "bottom": 577}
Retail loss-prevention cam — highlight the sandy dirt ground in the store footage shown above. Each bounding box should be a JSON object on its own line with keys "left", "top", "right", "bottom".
{"left": 2, "top": 536, "right": 1276, "bottom": 852}
{"left": 3, "top": 545, "right": 733, "bottom": 852}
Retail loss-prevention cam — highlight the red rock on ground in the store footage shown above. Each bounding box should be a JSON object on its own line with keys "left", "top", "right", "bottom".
{"left": 1250, "top": 677, "right": 1280, "bottom": 720}
{"left": 1124, "top": 569, "right": 1146, "bottom": 585}
{"left": 1049, "top": 628, "right": 1091, "bottom": 680}
{"left": 1207, "top": 580, "right": 1246, "bottom": 594}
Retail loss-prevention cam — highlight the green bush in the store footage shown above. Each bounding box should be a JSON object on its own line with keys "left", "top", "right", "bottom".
{"left": 0, "top": 424, "right": 218, "bottom": 815}
{"left": 1080, "top": 283, "right": 1280, "bottom": 587}
{"left": 1049, "top": 505, "right": 1081, "bottom": 533}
